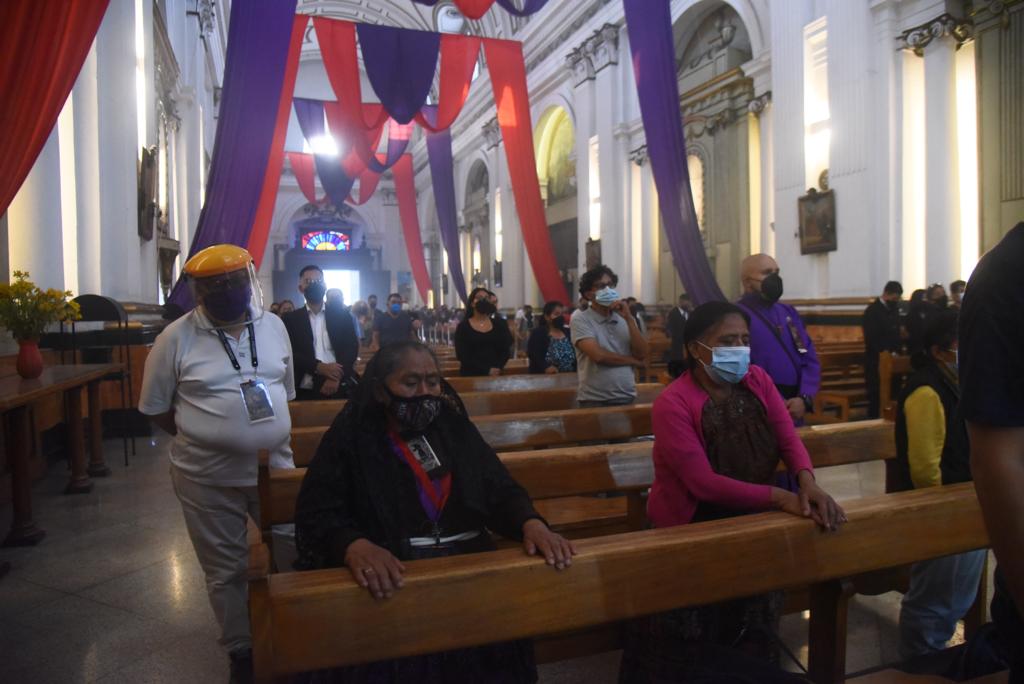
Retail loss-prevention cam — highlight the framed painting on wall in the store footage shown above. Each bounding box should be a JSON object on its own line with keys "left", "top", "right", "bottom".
{"left": 797, "top": 188, "right": 837, "bottom": 255}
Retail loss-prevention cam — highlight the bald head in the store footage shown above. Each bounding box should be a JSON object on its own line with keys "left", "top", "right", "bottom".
{"left": 740, "top": 254, "right": 780, "bottom": 295}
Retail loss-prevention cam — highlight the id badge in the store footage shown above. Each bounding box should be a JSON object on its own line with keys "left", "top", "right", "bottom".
{"left": 406, "top": 436, "right": 443, "bottom": 476}
{"left": 240, "top": 379, "right": 275, "bottom": 423}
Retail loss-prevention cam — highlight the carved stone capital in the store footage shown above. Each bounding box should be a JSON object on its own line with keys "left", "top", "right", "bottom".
{"left": 585, "top": 23, "right": 619, "bottom": 73}
{"left": 482, "top": 117, "right": 502, "bottom": 149}
{"left": 629, "top": 145, "right": 648, "bottom": 166}
{"left": 565, "top": 45, "right": 594, "bottom": 86}
{"left": 899, "top": 13, "right": 973, "bottom": 55}
{"left": 194, "top": 0, "right": 216, "bottom": 37}
{"left": 748, "top": 91, "right": 772, "bottom": 116}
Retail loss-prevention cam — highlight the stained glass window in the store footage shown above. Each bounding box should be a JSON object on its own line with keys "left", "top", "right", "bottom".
{"left": 301, "top": 230, "right": 350, "bottom": 251}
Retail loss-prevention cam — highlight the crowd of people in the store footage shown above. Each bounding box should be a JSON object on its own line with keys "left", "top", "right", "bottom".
{"left": 136, "top": 229, "right": 1024, "bottom": 682}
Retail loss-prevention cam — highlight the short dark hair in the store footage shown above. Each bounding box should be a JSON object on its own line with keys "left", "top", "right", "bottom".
{"left": 542, "top": 300, "right": 563, "bottom": 317}
{"left": 299, "top": 264, "right": 322, "bottom": 280}
{"left": 883, "top": 281, "right": 903, "bottom": 296}
{"left": 679, "top": 293, "right": 691, "bottom": 302}
{"left": 923, "top": 310, "right": 958, "bottom": 352}
{"left": 579, "top": 264, "right": 618, "bottom": 296}
{"left": 387, "top": 292, "right": 402, "bottom": 301}
{"left": 683, "top": 301, "right": 751, "bottom": 370}
{"left": 950, "top": 280, "right": 966, "bottom": 293}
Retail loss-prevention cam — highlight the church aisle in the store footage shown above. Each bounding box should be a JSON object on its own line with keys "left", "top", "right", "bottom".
{"left": 0, "top": 435, "right": 985, "bottom": 682}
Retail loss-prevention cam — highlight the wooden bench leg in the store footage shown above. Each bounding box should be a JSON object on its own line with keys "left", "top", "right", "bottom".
{"left": 964, "top": 552, "right": 990, "bottom": 640}
{"left": 808, "top": 578, "right": 856, "bottom": 684}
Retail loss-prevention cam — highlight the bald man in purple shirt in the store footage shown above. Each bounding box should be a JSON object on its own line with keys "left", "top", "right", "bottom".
{"left": 736, "top": 254, "right": 821, "bottom": 424}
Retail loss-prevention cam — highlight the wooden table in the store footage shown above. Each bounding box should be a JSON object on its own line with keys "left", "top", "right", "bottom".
{"left": 1, "top": 364, "right": 121, "bottom": 547}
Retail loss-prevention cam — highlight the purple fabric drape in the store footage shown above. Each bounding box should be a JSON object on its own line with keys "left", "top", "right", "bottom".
{"left": 169, "top": 0, "right": 299, "bottom": 307}
{"left": 623, "top": 0, "right": 725, "bottom": 305}
{"left": 425, "top": 127, "right": 468, "bottom": 303}
{"left": 356, "top": 23, "right": 440, "bottom": 125}
{"left": 294, "top": 98, "right": 356, "bottom": 206}
{"left": 364, "top": 119, "right": 414, "bottom": 173}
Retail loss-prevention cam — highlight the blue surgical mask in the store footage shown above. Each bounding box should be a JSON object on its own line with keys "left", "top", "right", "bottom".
{"left": 698, "top": 342, "right": 750, "bottom": 385}
{"left": 390, "top": 303, "right": 402, "bottom": 314}
{"left": 594, "top": 287, "right": 620, "bottom": 306}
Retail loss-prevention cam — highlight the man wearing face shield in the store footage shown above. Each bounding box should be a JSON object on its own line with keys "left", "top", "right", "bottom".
{"left": 282, "top": 265, "right": 360, "bottom": 400}
{"left": 570, "top": 264, "right": 649, "bottom": 407}
{"left": 736, "top": 254, "right": 821, "bottom": 424}
{"left": 138, "top": 244, "right": 296, "bottom": 683}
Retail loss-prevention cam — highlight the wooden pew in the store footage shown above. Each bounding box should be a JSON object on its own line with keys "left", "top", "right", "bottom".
{"left": 815, "top": 349, "right": 868, "bottom": 423}
{"left": 288, "top": 383, "right": 665, "bottom": 428}
{"left": 262, "top": 420, "right": 895, "bottom": 541}
{"left": 444, "top": 372, "right": 579, "bottom": 393}
{"left": 879, "top": 352, "right": 913, "bottom": 415}
{"left": 289, "top": 403, "right": 655, "bottom": 465}
{"left": 250, "top": 483, "right": 988, "bottom": 683}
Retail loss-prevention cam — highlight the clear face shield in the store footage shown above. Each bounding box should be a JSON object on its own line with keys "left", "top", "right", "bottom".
{"left": 188, "top": 262, "right": 265, "bottom": 330}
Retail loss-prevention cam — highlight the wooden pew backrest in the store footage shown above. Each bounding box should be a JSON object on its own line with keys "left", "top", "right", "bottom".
{"left": 253, "top": 483, "right": 986, "bottom": 677}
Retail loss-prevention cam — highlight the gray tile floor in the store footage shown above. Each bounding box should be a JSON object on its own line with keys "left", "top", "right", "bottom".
{"left": 0, "top": 435, "right": 989, "bottom": 683}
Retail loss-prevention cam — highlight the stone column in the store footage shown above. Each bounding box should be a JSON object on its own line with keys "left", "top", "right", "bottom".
{"left": 631, "top": 145, "right": 659, "bottom": 304}
{"left": 7, "top": 129, "right": 65, "bottom": 285}
{"left": 96, "top": 0, "right": 142, "bottom": 300}
{"left": 566, "top": 38, "right": 595, "bottom": 277}
{"left": 901, "top": 14, "right": 971, "bottom": 286}
{"left": 74, "top": 42, "right": 102, "bottom": 295}
{"left": 589, "top": 24, "right": 624, "bottom": 276}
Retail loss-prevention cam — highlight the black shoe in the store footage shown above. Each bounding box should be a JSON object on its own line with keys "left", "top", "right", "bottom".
{"left": 229, "top": 648, "right": 253, "bottom": 684}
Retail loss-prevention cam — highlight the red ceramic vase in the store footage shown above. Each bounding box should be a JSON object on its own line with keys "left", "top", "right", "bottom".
{"left": 16, "top": 339, "right": 44, "bottom": 380}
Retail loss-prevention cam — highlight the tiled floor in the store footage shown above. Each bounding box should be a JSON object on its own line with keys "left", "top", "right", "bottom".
{"left": 0, "top": 435, "right": 989, "bottom": 683}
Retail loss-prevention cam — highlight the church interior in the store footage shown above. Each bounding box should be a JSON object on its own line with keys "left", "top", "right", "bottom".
{"left": 1, "top": 0, "right": 1023, "bottom": 682}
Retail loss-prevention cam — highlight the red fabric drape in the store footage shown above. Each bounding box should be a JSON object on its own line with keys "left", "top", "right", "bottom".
{"left": 349, "top": 166, "right": 383, "bottom": 205}
{"left": 483, "top": 39, "right": 569, "bottom": 304}
{"left": 414, "top": 34, "right": 481, "bottom": 132}
{"left": 393, "top": 155, "right": 433, "bottom": 303}
{"left": 314, "top": 18, "right": 389, "bottom": 133}
{"left": 287, "top": 152, "right": 325, "bottom": 204}
{"left": 0, "top": 0, "right": 110, "bottom": 217}
{"left": 248, "top": 14, "right": 307, "bottom": 270}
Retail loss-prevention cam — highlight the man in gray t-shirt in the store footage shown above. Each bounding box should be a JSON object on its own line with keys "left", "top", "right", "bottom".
{"left": 570, "top": 265, "right": 649, "bottom": 406}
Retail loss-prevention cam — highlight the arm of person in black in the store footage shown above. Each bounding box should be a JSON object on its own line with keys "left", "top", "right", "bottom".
{"left": 281, "top": 309, "right": 318, "bottom": 386}
{"left": 453, "top": 319, "right": 474, "bottom": 373}
{"left": 327, "top": 308, "right": 359, "bottom": 380}
{"left": 527, "top": 326, "right": 550, "bottom": 373}
{"left": 492, "top": 320, "right": 512, "bottom": 370}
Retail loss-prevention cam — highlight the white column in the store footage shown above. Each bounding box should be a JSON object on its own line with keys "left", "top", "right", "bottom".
{"left": 74, "top": 43, "right": 102, "bottom": 295}
{"left": 96, "top": 0, "right": 142, "bottom": 300}
{"left": 569, "top": 49, "right": 595, "bottom": 277}
{"left": 923, "top": 36, "right": 960, "bottom": 286}
{"left": 7, "top": 130, "right": 65, "bottom": 286}
{"left": 594, "top": 59, "right": 623, "bottom": 275}
{"left": 639, "top": 156, "right": 659, "bottom": 304}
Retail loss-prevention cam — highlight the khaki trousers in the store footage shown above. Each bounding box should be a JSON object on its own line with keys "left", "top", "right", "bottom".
{"left": 171, "top": 466, "right": 258, "bottom": 654}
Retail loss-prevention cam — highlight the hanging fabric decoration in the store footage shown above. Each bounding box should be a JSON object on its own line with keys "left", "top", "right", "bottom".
{"left": 413, "top": 33, "right": 481, "bottom": 132}
{"left": 410, "top": 0, "right": 548, "bottom": 20}
{"left": 425, "top": 127, "right": 468, "bottom": 303}
{"left": 393, "top": 155, "right": 434, "bottom": 303}
{"left": 623, "top": 0, "right": 724, "bottom": 304}
{"left": 355, "top": 23, "right": 440, "bottom": 125}
{"left": 0, "top": 0, "right": 111, "bottom": 217}
{"left": 287, "top": 152, "right": 327, "bottom": 205}
{"left": 293, "top": 98, "right": 357, "bottom": 208}
{"left": 483, "top": 38, "right": 569, "bottom": 304}
{"left": 314, "top": 16, "right": 568, "bottom": 304}
{"left": 170, "top": 2, "right": 302, "bottom": 306}
{"left": 324, "top": 103, "right": 412, "bottom": 174}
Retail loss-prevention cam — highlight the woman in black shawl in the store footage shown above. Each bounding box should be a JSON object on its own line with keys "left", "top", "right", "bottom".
{"left": 294, "top": 340, "right": 575, "bottom": 683}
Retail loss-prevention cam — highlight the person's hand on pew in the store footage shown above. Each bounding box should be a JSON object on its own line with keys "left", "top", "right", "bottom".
{"left": 544, "top": 365, "right": 558, "bottom": 374}
{"left": 785, "top": 397, "right": 807, "bottom": 421}
{"left": 489, "top": 368, "right": 502, "bottom": 377}
{"left": 317, "top": 362, "right": 344, "bottom": 382}
{"left": 344, "top": 538, "right": 407, "bottom": 600}
{"left": 319, "top": 377, "right": 340, "bottom": 397}
{"left": 522, "top": 518, "right": 577, "bottom": 570}
{"left": 771, "top": 472, "right": 847, "bottom": 531}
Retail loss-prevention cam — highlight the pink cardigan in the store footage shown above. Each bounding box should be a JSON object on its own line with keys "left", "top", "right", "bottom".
{"left": 647, "top": 364, "right": 814, "bottom": 527}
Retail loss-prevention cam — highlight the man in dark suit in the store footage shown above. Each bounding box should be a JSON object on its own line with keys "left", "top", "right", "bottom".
{"left": 862, "top": 280, "right": 904, "bottom": 418}
{"left": 282, "top": 265, "right": 360, "bottom": 400}
{"left": 666, "top": 293, "right": 692, "bottom": 378}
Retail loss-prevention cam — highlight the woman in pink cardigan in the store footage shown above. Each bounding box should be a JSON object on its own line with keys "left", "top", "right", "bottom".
{"left": 621, "top": 301, "right": 845, "bottom": 683}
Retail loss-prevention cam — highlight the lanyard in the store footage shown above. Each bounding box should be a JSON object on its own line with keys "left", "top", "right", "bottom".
{"left": 216, "top": 323, "right": 257, "bottom": 372}
{"left": 387, "top": 432, "right": 451, "bottom": 522}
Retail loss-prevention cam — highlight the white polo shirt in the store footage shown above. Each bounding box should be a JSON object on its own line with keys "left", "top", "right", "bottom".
{"left": 139, "top": 309, "right": 296, "bottom": 487}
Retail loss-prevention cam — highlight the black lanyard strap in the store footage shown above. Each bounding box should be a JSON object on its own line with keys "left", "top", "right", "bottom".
{"left": 217, "top": 323, "right": 258, "bottom": 372}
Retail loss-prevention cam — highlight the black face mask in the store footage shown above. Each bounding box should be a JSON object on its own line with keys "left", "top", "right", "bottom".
{"left": 759, "top": 273, "right": 784, "bottom": 304}
{"left": 885, "top": 299, "right": 900, "bottom": 311}
{"left": 931, "top": 296, "right": 948, "bottom": 309}
{"left": 475, "top": 300, "right": 496, "bottom": 316}
{"left": 387, "top": 390, "right": 443, "bottom": 433}
{"left": 304, "top": 281, "right": 326, "bottom": 304}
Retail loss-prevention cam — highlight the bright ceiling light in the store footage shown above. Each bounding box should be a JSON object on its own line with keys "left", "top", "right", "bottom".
{"left": 305, "top": 135, "right": 339, "bottom": 157}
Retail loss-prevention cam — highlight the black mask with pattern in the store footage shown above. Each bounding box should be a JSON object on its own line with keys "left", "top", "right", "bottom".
{"left": 386, "top": 389, "right": 443, "bottom": 433}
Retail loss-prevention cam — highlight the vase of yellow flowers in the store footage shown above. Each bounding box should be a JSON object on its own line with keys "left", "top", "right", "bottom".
{"left": 0, "top": 271, "right": 81, "bottom": 379}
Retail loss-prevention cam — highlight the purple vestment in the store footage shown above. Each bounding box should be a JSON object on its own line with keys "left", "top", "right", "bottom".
{"left": 736, "top": 293, "right": 821, "bottom": 401}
